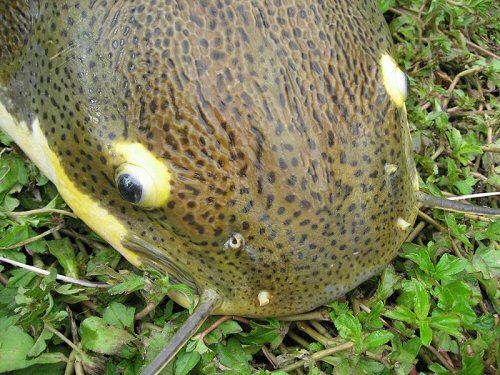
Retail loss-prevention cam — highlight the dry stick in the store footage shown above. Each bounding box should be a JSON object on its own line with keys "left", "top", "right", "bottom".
{"left": 465, "top": 39, "right": 500, "bottom": 60}
{"left": 287, "top": 331, "right": 311, "bottom": 349}
{"left": 74, "top": 357, "right": 85, "bottom": 375}
{"left": 296, "top": 322, "right": 336, "bottom": 347}
{"left": 450, "top": 240, "right": 465, "bottom": 258}
{"left": 275, "top": 342, "right": 355, "bottom": 373}
{"left": 469, "top": 172, "right": 489, "bottom": 183}
{"left": 430, "top": 145, "right": 445, "bottom": 161}
{"left": 64, "top": 350, "right": 77, "bottom": 375}
{"left": 0, "top": 272, "right": 8, "bottom": 286}
{"left": 82, "top": 300, "right": 99, "bottom": 311}
{"left": 442, "top": 66, "right": 484, "bottom": 110}
{"left": 135, "top": 302, "right": 159, "bottom": 320}
{"left": 198, "top": 315, "right": 251, "bottom": 342}
{"left": 60, "top": 229, "right": 109, "bottom": 251}
{"left": 406, "top": 221, "right": 427, "bottom": 243}
{"left": 278, "top": 308, "right": 331, "bottom": 321}
{"left": 482, "top": 144, "right": 500, "bottom": 153}
{"left": 447, "top": 109, "right": 496, "bottom": 118}
{"left": 45, "top": 323, "right": 83, "bottom": 356}
{"left": 262, "top": 345, "right": 279, "bottom": 369}
{"left": 426, "top": 345, "right": 456, "bottom": 373}
{"left": 5, "top": 207, "right": 77, "bottom": 218}
{"left": 417, "top": 211, "right": 447, "bottom": 232}
{"left": 0, "top": 223, "right": 64, "bottom": 250}
{"left": 0, "top": 256, "right": 111, "bottom": 288}
{"left": 310, "top": 320, "right": 334, "bottom": 340}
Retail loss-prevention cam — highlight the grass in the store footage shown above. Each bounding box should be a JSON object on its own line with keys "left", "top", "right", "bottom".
{"left": 0, "top": 0, "right": 499, "bottom": 374}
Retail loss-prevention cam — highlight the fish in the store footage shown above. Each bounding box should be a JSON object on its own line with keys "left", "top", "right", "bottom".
{"left": 1, "top": 1, "right": 498, "bottom": 373}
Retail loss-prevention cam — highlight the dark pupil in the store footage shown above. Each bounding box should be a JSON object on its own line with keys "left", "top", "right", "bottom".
{"left": 117, "top": 174, "right": 143, "bottom": 203}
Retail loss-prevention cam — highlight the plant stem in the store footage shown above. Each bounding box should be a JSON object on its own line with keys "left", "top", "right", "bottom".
{"left": 275, "top": 342, "right": 355, "bottom": 373}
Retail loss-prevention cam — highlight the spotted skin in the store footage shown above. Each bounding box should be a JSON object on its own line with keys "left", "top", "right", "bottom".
{"left": 0, "top": 0, "right": 418, "bottom": 317}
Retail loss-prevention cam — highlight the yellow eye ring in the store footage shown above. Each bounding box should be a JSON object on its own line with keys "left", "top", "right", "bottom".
{"left": 113, "top": 142, "right": 172, "bottom": 209}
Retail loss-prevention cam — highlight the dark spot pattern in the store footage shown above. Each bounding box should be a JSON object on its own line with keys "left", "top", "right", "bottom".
{"left": 1, "top": 0, "right": 419, "bottom": 317}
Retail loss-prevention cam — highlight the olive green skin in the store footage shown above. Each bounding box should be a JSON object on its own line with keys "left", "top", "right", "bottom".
{"left": 1, "top": 0, "right": 418, "bottom": 317}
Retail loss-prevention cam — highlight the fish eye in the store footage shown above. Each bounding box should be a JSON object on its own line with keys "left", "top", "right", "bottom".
{"left": 225, "top": 233, "right": 245, "bottom": 249}
{"left": 115, "top": 164, "right": 157, "bottom": 208}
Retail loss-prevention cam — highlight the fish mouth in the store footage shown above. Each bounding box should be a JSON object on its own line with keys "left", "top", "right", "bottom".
{"left": 121, "top": 234, "right": 197, "bottom": 289}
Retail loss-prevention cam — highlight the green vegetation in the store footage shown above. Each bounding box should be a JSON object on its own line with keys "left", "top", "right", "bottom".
{"left": 0, "top": 0, "right": 498, "bottom": 374}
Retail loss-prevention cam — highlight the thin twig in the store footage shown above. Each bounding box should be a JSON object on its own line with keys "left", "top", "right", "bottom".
{"left": 426, "top": 344, "right": 456, "bottom": 373}
{"left": 198, "top": 315, "right": 250, "bottom": 342}
{"left": 0, "top": 223, "right": 64, "bottom": 250}
{"left": 0, "top": 256, "right": 111, "bottom": 288}
{"left": 64, "top": 350, "right": 77, "bottom": 375}
{"left": 278, "top": 308, "right": 331, "bottom": 321}
{"left": 135, "top": 302, "right": 159, "bottom": 320}
{"left": 60, "top": 229, "right": 109, "bottom": 251}
{"left": 296, "top": 322, "right": 336, "bottom": 347}
{"left": 287, "top": 331, "right": 311, "bottom": 349}
{"left": 481, "top": 144, "right": 500, "bottom": 153}
{"left": 4, "top": 208, "right": 77, "bottom": 219}
{"left": 442, "top": 66, "right": 484, "bottom": 109}
{"left": 447, "top": 109, "right": 497, "bottom": 118}
{"left": 45, "top": 323, "right": 85, "bottom": 356}
{"left": 310, "top": 321, "right": 334, "bottom": 340}
{"left": 275, "top": 342, "right": 355, "bottom": 373}
{"left": 465, "top": 39, "right": 500, "bottom": 60}
{"left": 406, "top": 221, "right": 427, "bottom": 243}
{"left": 418, "top": 211, "right": 447, "bottom": 232}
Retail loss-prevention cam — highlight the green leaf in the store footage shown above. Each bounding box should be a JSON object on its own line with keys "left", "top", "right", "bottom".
{"left": 333, "top": 311, "right": 362, "bottom": 343}
{"left": 205, "top": 319, "right": 242, "bottom": 345}
{"left": 434, "top": 254, "right": 467, "bottom": 279}
{"left": 0, "top": 224, "right": 30, "bottom": 249}
{"left": 402, "top": 244, "right": 434, "bottom": 274}
{"left": 444, "top": 214, "right": 471, "bottom": 247}
{"left": 27, "top": 327, "right": 53, "bottom": 358}
{"left": 47, "top": 238, "right": 79, "bottom": 278}
{"left": 108, "top": 274, "right": 145, "bottom": 295}
{"left": 375, "top": 265, "right": 399, "bottom": 301}
{"left": 215, "top": 337, "right": 252, "bottom": 371}
{"left": 430, "top": 312, "right": 461, "bottom": 338}
{"left": 174, "top": 350, "right": 201, "bottom": 375}
{"left": 379, "top": 0, "right": 396, "bottom": 13}
{"left": 457, "top": 351, "right": 484, "bottom": 375}
{"left": 472, "top": 246, "right": 499, "bottom": 279}
{"left": 80, "top": 317, "right": 136, "bottom": 357}
{"left": 103, "top": 302, "right": 136, "bottom": 331}
{"left": 363, "top": 330, "right": 394, "bottom": 351}
{"left": 474, "top": 220, "right": 500, "bottom": 242}
{"left": 0, "top": 323, "right": 65, "bottom": 372}
{"left": 413, "top": 280, "right": 430, "bottom": 320}
{"left": 384, "top": 305, "right": 416, "bottom": 324}
{"left": 419, "top": 319, "right": 432, "bottom": 346}
{"left": 237, "top": 319, "right": 282, "bottom": 348}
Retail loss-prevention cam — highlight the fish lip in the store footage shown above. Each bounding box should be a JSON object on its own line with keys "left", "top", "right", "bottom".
{"left": 121, "top": 234, "right": 197, "bottom": 289}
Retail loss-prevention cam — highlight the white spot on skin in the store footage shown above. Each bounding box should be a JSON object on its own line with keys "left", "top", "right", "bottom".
{"left": 397, "top": 217, "right": 411, "bottom": 230}
{"left": 384, "top": 163, "right": 398, "bottom": 175}
{"left": 380, "top": 54, "right": 408, "bottom": 107}
{"left": 258, "top": 290, "right": 270, "bottom": 306}
{"left": 224, "top": 233, "right": 245, "bottom": 250}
